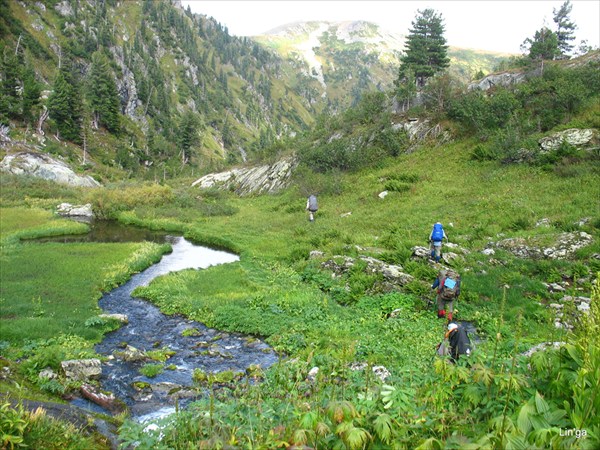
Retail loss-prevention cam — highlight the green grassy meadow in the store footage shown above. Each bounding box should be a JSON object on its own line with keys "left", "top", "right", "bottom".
{"left": 0, "top": 135, "right": 598, "bottom": 448}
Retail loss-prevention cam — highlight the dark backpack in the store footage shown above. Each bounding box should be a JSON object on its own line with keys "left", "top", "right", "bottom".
{"left": 439, "top": 269, "right": 460, "bottom": 300}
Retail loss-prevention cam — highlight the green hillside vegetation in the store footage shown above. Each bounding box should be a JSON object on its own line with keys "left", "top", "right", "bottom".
{"left": 2, "top": 51, "right": 599, "bottom": 447}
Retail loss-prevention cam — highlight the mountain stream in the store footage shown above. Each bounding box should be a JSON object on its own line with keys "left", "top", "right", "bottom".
{"left": 50, "top": 221, "right": 278, "bottom": 422}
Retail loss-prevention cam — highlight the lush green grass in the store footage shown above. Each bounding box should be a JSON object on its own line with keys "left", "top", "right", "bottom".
{"left": 0, "top": 208, "right": 169, "bottom": 344}
{"left": 0, "top": 124, "right": 597, "bottom": 449}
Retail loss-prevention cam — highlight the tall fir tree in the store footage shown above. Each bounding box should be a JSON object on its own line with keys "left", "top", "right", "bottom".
{"left": 553, "top": 0, "right": 577, "bottom": 58}
{"left": 87, "top": 51, "right": 121, "bottom": 132}
{"left": 48, "top": 60, "right": 82, "bottom": 143}
{"left": 177, "top": 110, "right": 201, "bottom": 165}
{"left": 22, "top": 65, "right": 41, "bottom": 125}
{"left": 0, "top": 45, "right": 22, "bottom": 122}
{"left": 398, "top": 9, "right": 449, "bottom": 87}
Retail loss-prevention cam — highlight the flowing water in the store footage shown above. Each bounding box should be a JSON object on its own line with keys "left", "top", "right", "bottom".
{"left": 45, "top": 221, "right": 278, "bottom": 420}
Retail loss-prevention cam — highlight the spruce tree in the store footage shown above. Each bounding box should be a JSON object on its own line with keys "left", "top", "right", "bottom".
{"left": 0, "top": 46, "right": 22, "bottom": 122}
{"left": 398, "top": 9, "right": 449, "bottom": 87}
{"left": 177, "top": 110, "right": 201, "bottom": 164}
{"left": 22, "top": 66, "right": 41, "bottom": 125}
{"left": 48, "top": 60, "right": 82, "bottom": 143}
{"left": 87, "top": 51, "right": 121, "bottom": 132}
{"left": 553, "top": 0, "right": 577, "bottom": 58}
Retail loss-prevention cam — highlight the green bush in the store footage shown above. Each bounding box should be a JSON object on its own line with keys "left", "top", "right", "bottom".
{"left": 84, "top": 183, "right": 174, "bottom": 219}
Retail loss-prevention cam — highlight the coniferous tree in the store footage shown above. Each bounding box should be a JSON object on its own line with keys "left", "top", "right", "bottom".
{"left": 22, "top": 65, "right": 41, "bottom": 125}
{"left": 48, "top": 60, "right": 82, "bottom": 143}
{"left": 398, "top": 9, "right": 449, "bottom": 87}
{"left": 524, "top": 27, "right": 560, "bottom": 62}
{"left": 0, "top": 46, "right": 21, "bottom": 122}
{"left": 553, "top": 0, "right": 577, "bottom": 58}
{"left": 87, "top": 51, "right": 121, "bottom": 132}
{"left": 177, "top": 110, "right": 201, "bottom": 164}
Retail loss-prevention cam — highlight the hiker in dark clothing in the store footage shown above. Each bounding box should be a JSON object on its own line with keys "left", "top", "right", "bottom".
{"left": 446, "top": 322, "right": 471, "bottom": 363}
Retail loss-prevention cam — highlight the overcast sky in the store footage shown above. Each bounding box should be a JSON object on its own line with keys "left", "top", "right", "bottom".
{"left": 181, "top": 0, "right": 599, "bottom": 54}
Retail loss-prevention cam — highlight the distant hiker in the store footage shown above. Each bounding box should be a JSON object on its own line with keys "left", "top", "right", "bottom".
{"left": 446, "top": 322, "right": 471, "bottom": 363}
{"left": 432, "top": 268, "right": 461, "bottom": 322}
{"left": 429, "top": 222, "right": 448, "bottom": 262}
{"left": 306, "top": 194, "right": 318, "bottom": 222}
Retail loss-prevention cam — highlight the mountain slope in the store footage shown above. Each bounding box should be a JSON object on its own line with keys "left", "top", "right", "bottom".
{"left": 0, "top": 0, "right": 318, "bottom": 175}
{"left": 253, "top": 20, "right": 513, "bottom": 109}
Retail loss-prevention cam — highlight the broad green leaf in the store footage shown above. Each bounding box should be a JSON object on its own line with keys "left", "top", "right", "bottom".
{"left": 517, "top": 402, "right": 535, "bottom": 434}
{"left": 535, "top": 392, "right": 550, "bottom": 414}
{"left": 529, "top": 414, "right": 551, "bottom": 430}
{"left": 505, "top": 433, "right": 529, "bottom": 450}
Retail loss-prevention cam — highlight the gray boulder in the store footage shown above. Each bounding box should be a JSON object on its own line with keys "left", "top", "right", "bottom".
{"left": 114, "top": 345, "right": 148, "bottom": 362}
{"left": 61, "top": 359, "right": 102, "bottom": 381}
{"left": 56, "top": 202, "right": 94, "bottom": 218}
{"left": 0, "top": 152, "right": 100, "bottom": 187}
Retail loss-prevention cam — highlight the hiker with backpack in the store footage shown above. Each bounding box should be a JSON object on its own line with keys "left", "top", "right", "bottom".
{"left": 306, "top": 194, "right": 318, "bottom": 222}
{"left": 446, "top": 322, "right": 471, "bottom": 363}
{"left": 432, "top": 268, "right": 461, "bottom": 322}
{"left": 429, "top": 222, "right": 448, "bottom": 262}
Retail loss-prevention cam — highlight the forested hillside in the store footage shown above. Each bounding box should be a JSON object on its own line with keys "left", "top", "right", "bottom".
{"left": 1, "top": 0, "right": 515, "bottom": 183}
{"left": 0, "top": 0, "right": 322, "bottom": 178}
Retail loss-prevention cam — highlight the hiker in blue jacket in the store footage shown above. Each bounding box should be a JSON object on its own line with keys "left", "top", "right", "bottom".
{"left": 429, "top": 222, "right": 448, "bottom": 262}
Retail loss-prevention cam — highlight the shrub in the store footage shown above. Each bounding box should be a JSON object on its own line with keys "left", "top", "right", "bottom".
{"left": 85, "top": 183, "right": 174, "bottom": 219}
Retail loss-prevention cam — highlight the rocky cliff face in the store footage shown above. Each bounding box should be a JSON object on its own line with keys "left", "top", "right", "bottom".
{"left": 0, "top": 151, "right": 101, "bottom": 188}
{"left": 191, "top": 157, "right": 297, "bottom": 195}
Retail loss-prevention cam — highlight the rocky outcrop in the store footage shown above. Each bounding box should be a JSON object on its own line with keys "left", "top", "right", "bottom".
{"left": 494, "top": 232, "right": 593, "bottom": 260}
{"left": 0, "top": 152, "right": 100, "bottom": 187}
{"left": 321, "top": 254, "right": 414, "bottom": 289}
{"left": 468, "top": 71, "right": 528, "bottom": 91}
{"left": 56, "top": 202, "right": 94, "bottom": 218}
{"left": 539, "top": 128, "right": 596, "bottom": 151}
{"left": 192, "top": 157, "right": 297, "bottom": 195}
{"left": 521, "top": 341, "right": 565, "bottom": 358}
{"left": 61, "top": 359, "right": 102, "bottom": 382}
{"left": 393, "top": 118, "right": 451, "bottom": 147}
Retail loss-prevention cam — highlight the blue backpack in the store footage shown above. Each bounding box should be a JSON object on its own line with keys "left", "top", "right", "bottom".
{"left": 431, "top": 223, "right": 444, "bottom": 241}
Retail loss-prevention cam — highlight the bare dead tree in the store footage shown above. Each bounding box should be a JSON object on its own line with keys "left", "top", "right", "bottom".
{"left": 37, "top": 106, "right": 49, "bottom": 136}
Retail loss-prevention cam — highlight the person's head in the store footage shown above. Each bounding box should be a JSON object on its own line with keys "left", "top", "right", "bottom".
{"left": 446, "top": 322, "right": 458, "bottom": 338}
